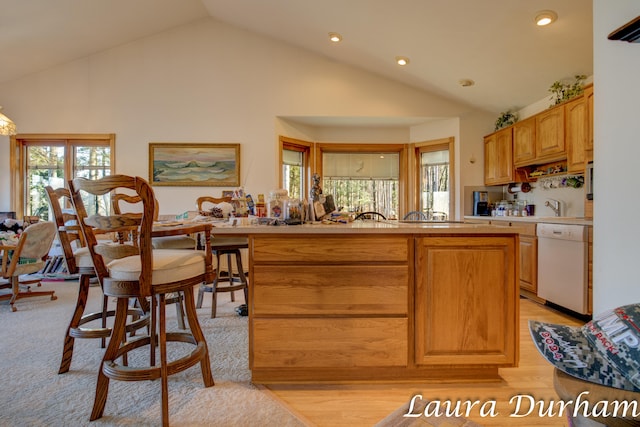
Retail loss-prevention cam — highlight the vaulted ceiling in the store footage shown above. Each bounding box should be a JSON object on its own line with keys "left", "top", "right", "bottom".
{"left": 0, "top": 0, "right": 592, "bottom": 114}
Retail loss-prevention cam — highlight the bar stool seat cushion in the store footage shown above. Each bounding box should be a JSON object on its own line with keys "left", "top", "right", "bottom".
{"left": 73, "top": 247, "right": 94, "bottom": 268}
{"left": 107, "top": 249, "right": 205, "bottom": 285}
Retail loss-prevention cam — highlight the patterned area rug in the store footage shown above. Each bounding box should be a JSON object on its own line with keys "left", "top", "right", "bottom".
{"left": 0, "top": 280, "right": 304, "bottom": 426}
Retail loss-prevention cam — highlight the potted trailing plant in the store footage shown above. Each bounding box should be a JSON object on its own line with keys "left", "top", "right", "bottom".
{"left": 548, "top": 74, "right": 587, "bottom": 106}
{"left": 494, "top": 110, "right": 519, "bottom": 131}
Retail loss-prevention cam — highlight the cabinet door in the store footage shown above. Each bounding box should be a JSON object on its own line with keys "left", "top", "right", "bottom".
{"left": 565, "top": 96, "right": 588, "bottom": 173}
{"left": 585, "top": 85, "right": 594, "bottom": 154}
{"left": 513, "top": 116, "right": 536, "bottom": 166}
{"left": 414, "top": 236, "right": 518, "bottom": 366}
{"left": 484, "top": 128, "right": 513, "bottom": 185}
{"left": 536, "top": 106, "right": 565, "bottom": 162}
{"left": 519, "top": 235, "right": 537, "bottom": 293}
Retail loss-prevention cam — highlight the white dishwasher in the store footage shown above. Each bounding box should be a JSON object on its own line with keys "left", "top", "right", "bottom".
{"left": 537, "top": 223, "right": 588, "bottom": 315}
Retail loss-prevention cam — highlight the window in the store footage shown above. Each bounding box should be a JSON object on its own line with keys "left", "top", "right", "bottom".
{"left": 318, "top": 143, "right": 407, "bottom": 219}
{"left": 11, "top": 134, "right": 115, "bottom": 220}
{"left": 414, "top": 138, "right": 454, "bottom": 220}
{"left": 279, "top": 136, "right": 313, "bottom": 201}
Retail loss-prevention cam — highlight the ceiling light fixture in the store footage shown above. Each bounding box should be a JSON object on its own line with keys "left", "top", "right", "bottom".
{"left": 0, "top": 106, "right": 17, "bottom": 136}
{"left": 328, "top": 32, "right": 342, "bottom": 42}
{"left": 535, "top": 10, "right": 558, "bottom": 26}
{"left": 459, "top": 79, "right": 475, "bottom": 87}
{"left": 396, "top": 56, "right": 410, "bottom": 66}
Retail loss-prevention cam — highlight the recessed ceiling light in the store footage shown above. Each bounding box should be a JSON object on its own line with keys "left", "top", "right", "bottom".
{"left": 328, "top": 32, "right": 342, "bottom": 42}
{"left": 535, "top": 10, "right": 557, "bottom": 26}
{"left": 459, "top": 79, "right": 475, "bottom": 87}
{"left": 396, "top": 56, "right": 410, "bottom": 66}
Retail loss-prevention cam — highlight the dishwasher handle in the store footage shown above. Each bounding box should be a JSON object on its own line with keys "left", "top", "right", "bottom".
{"left": 536, "top": 223, "right": 586, "bottom": 241}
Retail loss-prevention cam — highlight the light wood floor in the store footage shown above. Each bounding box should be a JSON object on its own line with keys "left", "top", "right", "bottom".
{"left": 264, "top": 298, "right": 584, "bottom": 426}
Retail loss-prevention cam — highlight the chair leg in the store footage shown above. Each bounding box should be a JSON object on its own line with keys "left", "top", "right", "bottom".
{"left": 233, "top": 251, "right": 248, "bottom": 305}
{"left": 59, "top": 274, "right": 92, "bottom": 374}
{"left": 159, "top": 293, "right": 169, "bottom": 427}
{"left": 183, "top": 286, "right": 214, "bottom": 388}
{"left": 174, "top": 292, "right": 186, "bottom": 329}
{"left": 101, "top": 294, "right": 109, "bottom": 348}
{"left": 196, "top": 283, "right": 205, "bottom": 309}
{"left": 227, "top": 253, "right": 235, "bottom": 302}
{"left": 90, "top": 297, "right": 129, "bottom": 421}
{"left": 9, "top": 276, "right": 57, "bottom": 312}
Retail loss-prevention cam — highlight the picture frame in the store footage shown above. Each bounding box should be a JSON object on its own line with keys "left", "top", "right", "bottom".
{"left": 149, "top": 143, "right": 240, "bottom": 187}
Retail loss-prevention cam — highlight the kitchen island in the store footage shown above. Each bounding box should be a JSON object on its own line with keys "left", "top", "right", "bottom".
{"left": 209, "top": 220, "right": 519, "bottom": 384}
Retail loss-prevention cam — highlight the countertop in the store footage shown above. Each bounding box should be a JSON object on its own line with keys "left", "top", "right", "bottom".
{"left": 203, "top": 219, "right": 520, "bottom": 235}
{"left": 464, "top": 215, "right": 593, "bottom": 226}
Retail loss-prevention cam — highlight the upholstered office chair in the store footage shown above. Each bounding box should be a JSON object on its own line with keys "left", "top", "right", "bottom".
{"left": 0, "top": 221, "right": 58, "bottom": 312}
{"left": 70, "top": 175, "right": 214, "bottom": 426}
{"left": 46, "top": 186, "right": 148, "bottom": 374}
{"left": 195, "top": 196, "right": 249, "bottom": 318}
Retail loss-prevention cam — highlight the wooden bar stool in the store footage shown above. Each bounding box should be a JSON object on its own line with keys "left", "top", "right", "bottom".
{"left": 70, "top": 175, "right": 214, "bottom": 427}
{"left": 45, "top": 186, "right": 148, "bottom": 374}
{"left": 194, "top": 196, "right": 248, "bottom": 318}
{"left": 196, "top": 237, "right": 249, "bottom": 318}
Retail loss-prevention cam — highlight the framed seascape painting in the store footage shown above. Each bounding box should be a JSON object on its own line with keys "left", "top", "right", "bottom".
{"left": 149, "top": 143, "right": 240, "bottom": 187}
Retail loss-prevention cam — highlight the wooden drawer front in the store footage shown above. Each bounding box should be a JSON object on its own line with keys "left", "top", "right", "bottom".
{"left": 512, "top": 222, "right": 536, "bottom": 236}
{"left": 253, "top": 265, "right": 408, "bottom": 315}
{"left": 252, "top": 236, "right": 409, "bottom": 263}
{"left": 252, "top": 318, "right": 408, "bottom": 368}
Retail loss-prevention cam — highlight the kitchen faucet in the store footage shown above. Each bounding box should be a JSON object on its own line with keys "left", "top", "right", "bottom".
{"left": 545, "top": 199, "right": 561, "bottom": 217}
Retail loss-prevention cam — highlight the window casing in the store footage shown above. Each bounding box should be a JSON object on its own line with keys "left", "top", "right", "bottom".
{"left": 11, "top": 134, "right": 115, "bottom": 220}
{"left": 413, "top": 137, "right": 455, "bottom": 220}
{"left": 279, "top": 136, "right": 313, "bottom": 201}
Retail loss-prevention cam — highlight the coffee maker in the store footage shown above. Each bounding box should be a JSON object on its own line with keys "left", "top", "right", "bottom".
{"left": 473, "top": 191, "right": 490, "bottom": 216}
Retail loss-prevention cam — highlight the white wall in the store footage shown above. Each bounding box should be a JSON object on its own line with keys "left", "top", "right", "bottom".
{"left": 0, "top": 17, "right": 485, "bottom": 214}
{"left": 593, "top": 0, "right": 640, "bottom": 312}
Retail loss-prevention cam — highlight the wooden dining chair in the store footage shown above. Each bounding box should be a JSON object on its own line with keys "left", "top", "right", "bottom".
{"left": 354, "top": 211, "right": 387, "bottom": 221}
{"left": 403, "top": 211, "right": 428, "bottom": 221}
{"left": 45, "top": 186, "right": 148, "bottom": 374}
{"left": 0, "top": 221, "right": 58, "bottom": 311}
{"left": 69, "top": 174, "right": 214, "bottom": 426}
{"left": 113, "top": 192, "right": 196, "bottom": 249}
{"left": 195, "top": 196, "right": 249, "bottom": 318}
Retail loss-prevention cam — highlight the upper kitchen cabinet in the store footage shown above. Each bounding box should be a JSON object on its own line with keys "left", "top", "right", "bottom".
{"left": 535, "top": 105, "right": 565, "bottom": 163}
{"left": 565, "top": 94, "right": 588, "bottom": 173}
{"left": 484, "top": 127, "right": 514, "bottom": 186}
{"left": 585, "top": 85, "right": 594, "bottom": 158}
{"left": 513, "top": 116, "right": 536, "bottom": 167}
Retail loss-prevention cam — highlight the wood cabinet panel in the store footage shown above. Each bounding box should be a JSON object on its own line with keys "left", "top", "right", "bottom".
{"left": 519, "top": 235, "right": 537, "bottom": 293}
{"left": 252, "top": 265, "right": 408, "bottom": 315}
{"left": 513, "top": 116, "right": 537, "bottom": 166}
{"left": 484, "top": 128, "right": 513, "bottom": 185}
{"left": 414, "top": 236, "right": 518, "bottom": 366}
{"left": 565, "top": 96, "right": 588, "bottom": 173}
{"left": 252, "top": 318, "right": 408, "bottom": 368}
{"left": 252, "top": 236, "right": 409, "bottom": 263}
{"left": 585, "top": 85, "right": 594, "bottom": 152}
{"left": 536, "top": 106, "right": 565, "bottom": 162}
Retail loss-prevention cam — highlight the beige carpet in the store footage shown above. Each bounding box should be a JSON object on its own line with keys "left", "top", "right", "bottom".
{"left": 0, "top": 279, "right": 304, "bottom": 427}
